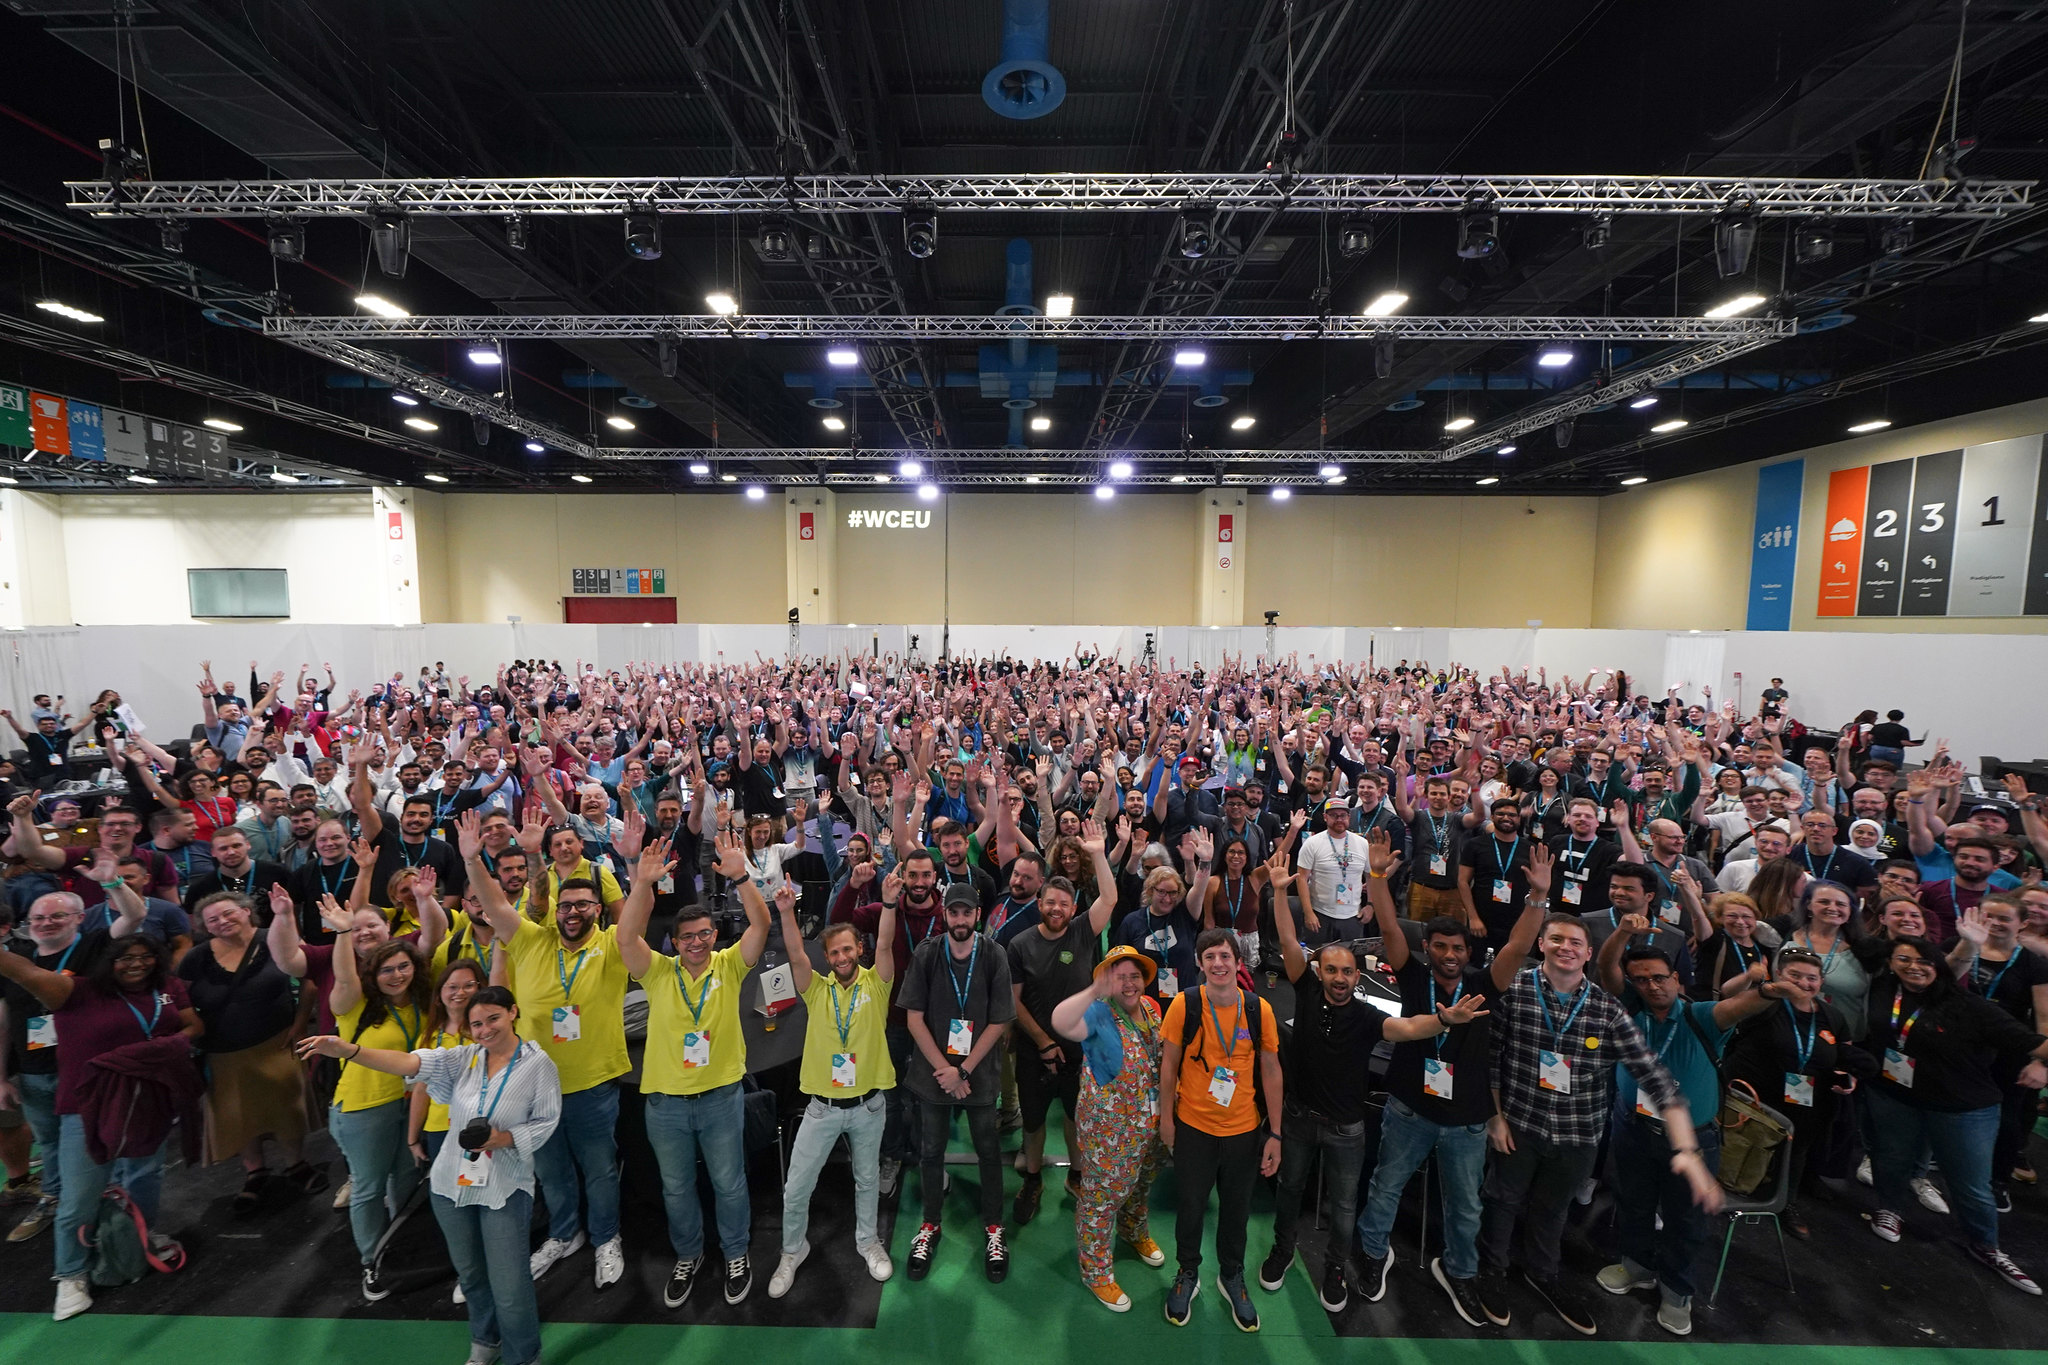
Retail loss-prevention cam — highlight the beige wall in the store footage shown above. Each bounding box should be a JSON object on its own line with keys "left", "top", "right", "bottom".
{"left": 1591, "top": 394, "right": 2048, "bottom": 633}
{"left": 1243, "top": 494, "right": 1601, "bottom": 626}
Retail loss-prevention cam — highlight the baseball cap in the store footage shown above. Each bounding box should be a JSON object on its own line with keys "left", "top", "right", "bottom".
{"left": 1178, "top": 754, "right": 1201, "bottom": 769}
{"left": 943, "top": 883, "right": 980, "bottom": 911}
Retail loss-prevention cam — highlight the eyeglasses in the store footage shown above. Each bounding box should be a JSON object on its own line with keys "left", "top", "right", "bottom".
{"left": 557, "top": 899, "right": 602, "bottom": 912}
{"left": 1628, "top": 971, "right": 1676, "bottom": 985}
{"left": 375, "top": 962, "right": 413, "bottom": 977}
{"left": 675, "top": 927, "right": 717, "bottom": 944}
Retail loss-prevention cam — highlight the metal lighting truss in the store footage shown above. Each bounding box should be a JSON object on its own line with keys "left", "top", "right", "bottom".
{"left": 263, "top": 314, "right": 1794, "bottom": 344}
{"left": 65, "top": 174, "right": 2032, "bottom": 219}
{"left": 581, "top": 446, "right": 1443, "bottom": 465}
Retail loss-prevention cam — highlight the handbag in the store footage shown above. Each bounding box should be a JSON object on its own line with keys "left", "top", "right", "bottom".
{"left": 1717, "top": 1078, "right": 1791, "bottom": 1195}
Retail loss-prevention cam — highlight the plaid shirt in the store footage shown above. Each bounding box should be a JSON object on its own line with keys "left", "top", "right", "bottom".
{"left": 1495, "top": 967, "right": 1681, "bottom": 1147}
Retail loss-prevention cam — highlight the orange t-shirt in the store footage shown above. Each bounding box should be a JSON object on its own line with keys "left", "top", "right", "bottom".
{"left": 1161, "top": 987, "right": 1279, "bottom": 1137}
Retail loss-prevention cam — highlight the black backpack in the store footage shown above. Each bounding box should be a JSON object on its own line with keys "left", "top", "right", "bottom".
{"left": 1175, "top": 985, "right": 1269, "bottom": 1121}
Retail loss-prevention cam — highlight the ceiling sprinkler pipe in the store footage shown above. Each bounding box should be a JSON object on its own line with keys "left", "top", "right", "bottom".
{"left": 983, "top": 0, "right": 1066, "bottom": 120}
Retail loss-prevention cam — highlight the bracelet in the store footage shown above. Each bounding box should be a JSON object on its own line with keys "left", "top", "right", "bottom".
{"left": 97, "top": 879, "right": 124, "bottom": 890}
{"left": 350, "top": 1043, "right": 363, "bottom": 1060}
{"left": 1264, "top": 1131, "right": 1282, "bottom": 1144}
{"left": 1672, "top": 1145, "right": 1700, "bottom": 1157}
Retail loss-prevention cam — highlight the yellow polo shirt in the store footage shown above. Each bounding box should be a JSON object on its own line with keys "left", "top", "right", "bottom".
{"left": 505, "top": 916, "right": 631, "bottom": 1094}
{"left": 641, "top": 945, "right": 749, "bottom": 1096}
{"left": 798, "top": 966, "right": 894, "bottom": 1098}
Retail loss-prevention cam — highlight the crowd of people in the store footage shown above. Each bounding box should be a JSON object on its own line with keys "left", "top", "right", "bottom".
{"left": 1, "top": 654, "right": 2044, "bottom": 1359}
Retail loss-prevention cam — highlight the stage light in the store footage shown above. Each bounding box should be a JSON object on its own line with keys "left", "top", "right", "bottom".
{"left": 1793, "top": 221, "right": 1834, "bottom": 265}
{"left": 821, "top": 416, "right": 847, "bottom": 432}
{"left": 35, "top": 300, "right": 103, "bottom": 323}
{"left": 468, "top": 343, "right": 502, "bottom": 366}
{"left": 903, "top": 206, "right": 938, "bottom": 259}
{"left": 1620, "top": 475, "right": 1648, "bottom": 485}
{"left": 874, "top": 473, "right": 892, "bottom": 483}
{"left": 1109, "top": 460, "right": 1133, "bottom": 478}
{"left": 127, "top": 474, "right": 158, "bottom": 484}
{"left": 706, "top": 292, "right": 739, "bottom": 316}
{"left": 1881, "top": 221, "right": 1914, "bottom": 255}
{"left": 269, "top": 471, "right": 298, "bottom": 484}
{"left": 1650, "top": 418, "right": 1689, "bottom": 433}
{"left": 1338, "top": 218, "right": 1374, "bottom": 258}
{"left": 826, "top": 348, "right": 859, "bottom": 368}
{"left": 1373, "top": 337, "right": 1395, "bottom": 379}
{"left": 1320, "top": 464, "right": 1341, "bottom": 478}
{"left": 721, "top": 473, "right": 737, "bottom": 482}
{"left": 354, "top": 294, "right": 409, "bottom": 318}
{"left": 1456, "top": 195, "right": 1499, "bottom": 260}
{"left": 1848, "top": 418, "right": 1893, "bottom": 433}
{"left": 1537, "top": 347, "right": 1572, "bottom": 368}
{"left": 1361, "top": 291, "right": 1407, "bottom": 317}
{"left": 392, "top": 393, "right": 419, "bottom": 406}
{"left": 1177, "top": 205, "right": 1215, "bottom": 259}
{"left": 1713, "top": 205, "right": 1758, "bottom": 278}
{"left": 159, "top": 221, "right": 186, "bottom": 254}
{"left": 756, "top": 218, "right": 794, "bottom": 262}
{"left": 918, "top": 483, "right": 939, "bottom": 501}
{"left": 1581, "top": 215, "right": 1612, "bottom": 251}
{"left": 403, "top": 417, "right": 439, "bottom": 432}
{"left": 1704, "top": 293, "right": 1766, "bottom": 319}
{"left": 624, "top": 210, "right": 662, "bottom": 261}
{"left": 570, "top": 474, "right": 592, "bottom": 484}
{"left": 1629, "top": 394, "right": 1659, "bottom": 409}
{"left": 371, "top": 210, "right": 410, "bottom": 277}
{"left": 606, "top": 415, "right": 636, "bottom": 431}
{"left": 423, "top": 473, "right": 449, "bottom": 484}
{"left": 1444, "top": 416, "right": 1475, "bottom": 432}
{"left": 1030, "top": 416, "right": 1052, "bottom": 432}
{"left": 1476, "top": 476, "right": 1499, "bottom": 486}
{"left": 268, "top": 222, "right": 305, "bottom": 263}
{"left": 526, "top": 442, "right": 546, "bottom": 453}
{"left": 1496, "top": 444, "right": 1517, "bottom": 455}
{"left": 1231, "top": 415, "right": 1256, "bottom": 431}
{"left": 202, "top": 418, "right": 243, "bottom": 433}
{"left": 1271, "top": 487, "right": 1292, "bottom": 500}
{"left": 505, "top": 215, "right": 531, "bottom": 252}
{"left": 1325, "top": 474, "right": 1346, "bottom": 484}
{"left": 899, "top": 460, "right": 922, "bottom": 477}
{"left": 1044, "top": 294, "right": 1074, "bottom": 318}
{"left": 745, "top": 486, "right": 767, "bottom": 500}
{"left": 690, "top": 463, "right": 712, "bottom": 475}
{"left": 1094, "top": 485, "right": 1115, "bottom": 500}
{"left": 1173, "top": 348, "right": 1206, "bottom": 367}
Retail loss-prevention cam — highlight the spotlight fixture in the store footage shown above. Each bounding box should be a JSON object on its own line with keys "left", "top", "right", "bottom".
{"left": 826, "top": 347, "right": 860, "bottom": 368}
{"left": 1094, "top": 485, "right": 1115, "bottom": 500}
{"left": 1044, "top": 294, "right": 1074, "bottom": 318}
{"left": 505, "top": 214, "right": 531, "bottom": 252}
{"left": 1581, "top": 214, "right": 1612, "bottom": 251}
{"left": 354, "top": 294, "right": 409, "bottom": 319}
{"left": 1176, "top": 204, "right": 1216, "bottom": 259}
{"left": 471, "top": 415, "right": 492, "bottom": 445}
{"left": 1629, "top": 393, "right": 1660, "bottom": 409}
{"left": 422, "top": 472, "right": 450, "bottom": 484}
{"left": 1880, "top": 221, "right": 1914, "bottom": 255}
{"left": 821, "top": 416, "right": 847, "bottom": 432}
{"left": 1173, "top": 347, "right": 1206, "bottom": 367}
{"left": 159, "top": 220, "right": 186, "bottom": 254}
{"left": 624, "top": 208, "right": 662, "bottom": 261}
{"left": 0, "top": 476, "right": 15, "bottom": 485}
{"left": 1496, "top": 444, "right": 1517, "bottom": 456}
{"left": 1109, "top": 460, "right": 1134, "bottom": 479}
{"left": 903, "top": 205, "right": 938, "bottom": 260}
{"left": 1319, "top": 464, "right": 1341, "bottom": 478}
{"left": 467, "top": 343, "right": 502, "bottom": 366}
{"left": 745, "top": 486, "right": 767, "bottom": 500}
{"left": 1325, "top": 474, "right": 1347, "bottom": 485}
{"left": 1338, "top": 217, "right": 1374, "bottom": 258}
{"left": 1847, "top": 418, "right": 1893, "bottom": 434}
{"left": 720, "top": 473, "right": 738, "bottom": 482}
{"left": 2031, "top": 311, "right": 2048, "bottom": 324}
{"left": 1704, "top": 293, "right": 1767, "bottom": 319}
{"left": 1476, "top": 476, "right": 1500, "bottom": 486}
{"left": 391, "top": 393, "right": 419, "bottom": 406}
{"left": 268, "top": 221, "right": 305, "bottom": 263}
{"left": 1373, "top": 337, "right": 1395, "bottom": 379}
{"left": 917, "top": 483, "right": 939, "bottom": 501}
{"left": 605, "top": 414, "right": 636, "bottom": 432}
{"left": 899, "top": 460, "right": 923, "bottom": 477}
{"left": 1169, "top": 475, "right": 1188, "bottom": 484}
{"left": 1712, "top": 202, "right": 1758, "bottom": 278}
{"left": 126, "top": 474, "right": 158, "bottom": 485}
{"left": 1361, "top": 291, "right": 1408, "bottom": 318}
{"left": 650, "top": 337, "right": 675, "bottom": 380}
{"left": 34, "top": 300, "right": 104, "bottom": 324}
{"left": 1271, "top": 487, "right": 1292, "bottom": 501}
{"left": 202, "top": 418, "right": 243, "bottom": 433}
{"left": 1620, "top": 475, "right": 1648, "bottom": 486}
{"left": 526, "top": 441, "right": 546, "bottom": 453}
{"left": 370, "top": 209, "right": 410, "bottom": 278}
{"left": 1456, "top": 193, "right": 1499, "bottom": 260}
{"left": 1443, "top": 416, "right": 1476, "bottom": 432}
{"left": 1536, "top": 347, "right": 1573, "bottom": 368}
{"left": 570, "top": 474, "right": 592, "bottom": 484}
{"left": 1553, "top": 418, "right": 1574, "bottom": 448}
{"left": 403, "top": 416, "right": 439, "bottom": 432}
{"left": 1231, "top": 415, "right": 1257, "bottom": 431}
{"left": 1029, "top": 416, "right": 1052, "bottom": 432}
{"left": 1793, "top": 220, "right": 1834, "bottom": 265}
{"left": 705, "top": 291, "right": 740, "bottom": 316}
{"left": 756, "top": 218, "right": 794, "bottom": 262}
{"left": 873, "top": 473, "right": 892, "bottom": 483}
{"left": 1650, "top": 418, "right": 1690, "bottom": 433}
{"left": 689, "top": 463, "right": 711, "bottom": 475}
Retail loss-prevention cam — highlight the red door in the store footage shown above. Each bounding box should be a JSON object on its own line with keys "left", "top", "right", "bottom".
{"left": 564, "top": 596, "right": 678, "bottom": 624}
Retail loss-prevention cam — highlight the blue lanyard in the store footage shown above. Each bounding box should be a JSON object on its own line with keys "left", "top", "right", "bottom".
{"left": 1560, "top": 836, "right": 1589, "bottom": 868}
{"left": 1976, "top": 951, "right": 2020, "bottom": 1001}
{"left": 121, "top": 991, "right": 164, "bottom": 1039}
{"left": 557, "top": 946, "right": 592, "bottom": 1000}
{"left": 1643, "top": 1012, "right": 1681, "bottom": 1062}
{"left": 1803, "top": 846, "right": 1837, "bottom": 883}
{"left": 945, "top": 936, "right": 981, "bottom": 1017}
{"left": 1529, "top": 968, "right": 1591, "bottom": 1044}
{"left": 1429, "top": 975, "right": 1463, "bottom": 1055}
{"left": 318, "top": 861, "right": 354, "bottom": 898}
{"left": 1726, "top": 938, "right": 1750, "bottom": 974}
{"left": 1797, "top": 931, "right": 1841, "bottom": 975}
{"left": 1204, "top": 986, "right": 1243, "bottom": 1059}
{"left": 1226, "top": 876, "right": 1247, "bottom": 925}
{"left": 673, "top": 954, "right": 715, "bottom": 1025}
{"left": 48, "top": 937, "right": 81, "bottom": 975}
{"left": 1491, "top": 836, "right": 1521, "bottom": 877}
{"left": 390, "top": 1004, "right": 422, "bottom": 1052}
{"left": 1786, "top": 1002, "right": 1817, "bottom": 1071}
{"left": 399, "top": 837, "right": 428, "bottom": 869}
{"left": 476, "top": 1045, "right": 525, "bottom": 1124}
{"left": 1428, "top": 812, "right": 1450, "bottom": 853}
{"left": 829, "top": 979, "right": 862, "bottom": 1047}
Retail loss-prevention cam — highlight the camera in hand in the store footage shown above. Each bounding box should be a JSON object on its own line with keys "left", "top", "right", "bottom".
{"left": 458, "top": 1119, "right": 494, "bottom": 1152}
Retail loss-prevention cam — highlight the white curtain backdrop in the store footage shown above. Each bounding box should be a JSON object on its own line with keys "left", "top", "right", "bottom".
{"left": 1661, "top": 633, "right": 1729, "bottom": 708}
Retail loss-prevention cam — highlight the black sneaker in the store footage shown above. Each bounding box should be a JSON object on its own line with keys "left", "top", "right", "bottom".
{"left": 984, "top": 1224, "right": 1010, "bottom": 1283}
{"left": 1257, "top": 1242, "right": 1292, "bottom": 1292}
{"left": 1358, "top": 1248, "right": 1394, "bottom": 1303}
{"left": 1164, "top": 1267, "right": 1200, "bottom": 1325}
{"left": 907, "top": 1222, "right": 941, "bottom": 1281}
{"left": 1994, "top": 1185, "right": 2014, "bottom": 1214}
{"left": 1524, "top": 1272, "right": 1599, "bottom": 1336}
{"left": 663, "top": 1256, "right": 703, "bottom": 1310}
{"left": 1218, "top": 1272, "right": 1260, "bottom": 1331}
{"left": 1433, "top": 1258, "right": 1487, "bottom": 1327}
{"left": 1477, "top": 1267, "right": 1513, "bottom": 1326}
{"left": 1319, "top": 1259, "right": 1350, "bottom": 1313}
{"left": 1969, "top": 1243, "right": 2042, "bottom": 1295}
{"left": 724, "top": 1253, "right": 752, "bottom": 1304}
{"left": 360, "top": 1266, "right": 392, "bottom": 1303}
{"left": 1013, "top": 1173, "right": 1043, "bottom": 1226}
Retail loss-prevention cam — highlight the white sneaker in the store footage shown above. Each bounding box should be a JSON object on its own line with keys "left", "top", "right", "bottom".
{"left": 1912, "top": 1177, "right": 1951, "bottom": 1215}
{"left": 529, "top": 1231, "right": 586, "bottom": 1280}
{"left": 593, "top": 1236, "right": 625, "bottom": 1290}
{"left": 452, "top": 1282, "right": 466, "bottom": 1305}
{"left": 861, "top": 1242, "right": 894, "bottom": 1282}
{"left": 333, "top": 1176, "right": 354, "bottom": 1210}
{"left": 1856, "top": 1157, "right": 1873, "bottom": 1187}
{"left": 463, "top": 1345, "right": 499, "bottom": 1365}
{"left": 768, "top": 1242, "right": 810, "bottom": 1298}
{"left": 53, "top": 1275, "right": 91, "bottom": 1322}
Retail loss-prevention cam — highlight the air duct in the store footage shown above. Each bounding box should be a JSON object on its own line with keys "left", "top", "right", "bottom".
{"left": 982, "top": 0, "right": 1066, "bottom": 120}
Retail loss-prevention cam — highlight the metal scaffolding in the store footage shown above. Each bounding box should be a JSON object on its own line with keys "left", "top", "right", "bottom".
{"left": 261, "top": 314, "right": 1796, "bottom": 343}
{"left": 580, "top": 446, "right": 1443, "bottom": 465}
{"left": 67, "top": 173, "right": 2033, "bottom": 219}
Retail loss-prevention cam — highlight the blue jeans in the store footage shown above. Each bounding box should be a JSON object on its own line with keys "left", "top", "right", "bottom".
{"left": 1612, "top": 1115, "right": 1722, "bottom": 1303}
{"left": 533, "top": 1080, "right": 621, "bottom": 1246}
{"left": 644, "top": 1083, "right": 751, "bottom": 1261}
{"left": 53, "top": 1113, "right": 166, "bottom": 1279}
{"left": 20, "top": 1073, "right": 60, "bottom": 1204}
{"left": 423, "top": 1129, "right": 446, "bottom": 1162}
{"left": 780, "top": 1092, "right": 885, "bottom": 1254}
{"left": 1357, "top": 1097, "right": 1489, "bottom": 1279}
{"left": 1273, "top": 1101, "right": 1368, "bottom": 1263}
{"left": 1869, "top": 1088, "right": 2001, "bottom": 1248}
{"left": 330, "top": 1099, "right": 420, "bottom": 1265}
{"left": 433, "top": 1189, "right": 543, "bottom": 1365}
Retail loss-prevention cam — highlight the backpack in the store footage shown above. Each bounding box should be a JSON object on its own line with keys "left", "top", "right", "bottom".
{"left": 83, "top": 1185, "right": 185, "bottom": 1287}
{"left": 1175, "top": 986, "right": 1269, "bottom": 1121}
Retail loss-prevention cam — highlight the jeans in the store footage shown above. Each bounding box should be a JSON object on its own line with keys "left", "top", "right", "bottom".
{"left": 921, "top": 1101, "right": 1004, "bottom": 1226}
{"left": 330, "top": 1099, "right": 419, "bottom": 1265}
{"left": 1869, "top": 745, "right": 1905, "bottom": 767}
{"left": 780, "top": 1092, "right": 886, "bottom": 1254}
{"left": 1173, "top": 1122, "right": 1261, "bottom": 1278}
{"left": 1612, "top": 1116, "right": 1722, "bottom": 1303}
{"left": 533, "top": 1080, "right": 621, "bottom": 1246}
{"left": 882, "top": 1020, "right": 923, "bottom": 1166}
{"left": 1358, "top": 1097, "right": 1490, "bottom": 1279}
{"left": 1994, "top": 1083, "right": 2039, "bottom": 1189}
{"left": 20, "top": 1073, "right": 60, "bottom": 1204}
{"left": 423, "top": 1129, "right": 446, "bottom": 1163}
{"left": 433, "top": 1190, "right": 543, "bottom": 1365}
{"left": 643, "top": 1083, "right": 751, "bottom": 1261}
{"left": 52, "top": 1113, "right": 166, "bottom": 1279}
{"left": 1868, "top": 1088, "right": 2001, "bottom": 1248}
{"left": 1478, "top": 1131, "right": 1599, "bottom": 1282}
{"left": 1272, "top": 1101, "right": 1367, "bottom": 1264}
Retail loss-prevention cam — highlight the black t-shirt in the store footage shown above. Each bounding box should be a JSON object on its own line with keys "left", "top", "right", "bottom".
{"left": 1868, "top": 722, "right": 1911, "bottom": 748}
{"left": 1387, "top": 958, "right": 1494, "bottom": 1126}
{"left": 1285, "top": 977, "right": 1386, "bottom": 1124}
{"left": 935, "top": 860, "right": 997, "bottom": 917}
{"left": 368, "top": 827, "right": 466, "bottom": 908}
{"left": 897, "top": 933, "right": 1015, "bottom": 1106}
{"left": 1006, "top": 920, "right": 1100, "bottom": 1054}
{"left": 1526, "top": 793, "right": 1572, "bottom": 843}
{"left": 1459, "top": 833, "right": 1532, "bottom": 941}
{"left": 1409, "top": 809, "right": 1468, "bottom": 890}
{"left": 289, "top": 858, "right": 362, "bottom": 945}
{"left": 1724, "top": 999, "right": 1861, "bottom": 1111}
{"left": 1965, "top": 947, "right": 2048, "bottom": 1027}
{"left": 738, "top": 762, "right": 783, "bottom": 819}
{"left": 1863, "top": 982, "right": 2044, "bottom": 1112}
{"left": 2, "top": 929, "right": 112, "bottom": 1074}
{"left": 1547, "top": 833, "right": 1621, "bottom": 914}
{"left": 181, "top": 860, "right": 291, "bottom": 916}
{"left": 1793, "top": 843, "right": 1876, "bottom": 892}
{"left": 175, "top": 940, "right": 297, "bottom": 1053}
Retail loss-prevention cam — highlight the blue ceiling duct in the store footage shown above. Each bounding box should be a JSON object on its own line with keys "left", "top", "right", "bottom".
{"left": 982, "top": 0, "right": 1066, "bottom": 120}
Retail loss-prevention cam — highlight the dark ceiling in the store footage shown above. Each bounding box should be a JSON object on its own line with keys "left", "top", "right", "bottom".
{"left": 5, "top": 0, "right": 2048, "bottom": 494}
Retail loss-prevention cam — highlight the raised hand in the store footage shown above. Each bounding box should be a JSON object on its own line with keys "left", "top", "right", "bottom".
{"left": 1524, "top": 841, "right": 1554, "bottom": 898}
{"left": 713, "top": 829, "right": 749, "bottom": 880}
{"left": 455, "top": 809, "right": 484, "bottom": 860}
{"left": 267, "top": 880, "right": 295, "bottom": 922}
{"left": 318, "top": 894, "right": 353, "bottom": 935}
{"left": 1440, "top": 992, "right": 1489, "bottom": 1025}
{"left": 881, "top": 866, "right": 903, "bottom": 903}
{"left": 1619, "top": 911, "right": 1653, "bottom": 937}
{"left": 634, "top": 831, "right": 676, "bottom": 885}
{"left": 351, "top": 836, "right": 378, "bottom": 870}
{"left": 1365, "top": 825, "right": 1399, "bottom": 878}
{"left": 517, "top": 812, "right": 548, "bottom": 857}
{"left": 413, "top": 865, "right": 438, "bottom": 902}
{"left": 1081, "top": 817, "right": 1107, "bottom": 856}
{"left": 1957, "top": 903, "right": 1991, "bottom": 947}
